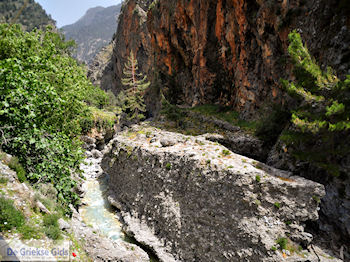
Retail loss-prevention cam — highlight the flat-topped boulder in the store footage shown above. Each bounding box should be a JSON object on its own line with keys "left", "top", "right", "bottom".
{"left": 101, "top": 124, "right": 341, "bottom": 262}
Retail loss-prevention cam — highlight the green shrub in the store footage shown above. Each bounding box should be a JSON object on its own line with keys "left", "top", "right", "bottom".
{"left": 190, "top": 104, "right": 257, "bottom": 132}
{"left": 276, "top": 237, "right": 288, "bottom": 250}
{"left": 255, "top": 175, "right": 261, "bottom": 182}
{"left": 19, "top": 224, "right": 42, "bottom": 240}
{"left": 222, "top": 149, "right": 231, "bottom": 156}
{"left": 8, "top": 157, "right": 26, "bottom": 183}
{"left": 165, "top": 163, "right": 172, "bottom": 170}
{"left": 43, "top": 213, "right": 61, "bottom": 240}
{"left": 34, "top": 193, "right": 56, "bottom": 212}
{"left": 43, "top": 213, "right": 60, "bottom": 228}
{"left": 45, "top": 225, "right": 62, "bottom": 240}
{"left": 0, "top": 177, "right": 8, "bottom": 184}
{"left": 274, "top": 202, "right": 281, "bottom": 209}
{"left": 0, "top": 197, "right": 25, "bottom": 231}
{"left": 37, "top": 183, "right": 58, "bottom": 201}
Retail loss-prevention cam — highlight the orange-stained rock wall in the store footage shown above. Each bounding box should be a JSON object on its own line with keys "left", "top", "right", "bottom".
{"left": 111, "top": 0, "right": 349, "bottom": 118}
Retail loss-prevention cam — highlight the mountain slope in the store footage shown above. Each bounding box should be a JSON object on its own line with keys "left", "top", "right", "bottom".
{"left": 0, "top": 0, "right": 55, "bottom": 31}
{"left": 61, "top": 5, "right": 121, "bottom": 64}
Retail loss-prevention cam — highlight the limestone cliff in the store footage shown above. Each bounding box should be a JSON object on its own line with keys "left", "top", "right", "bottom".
{"left": 108, "top": 0, "right": 349, "bottom": 118}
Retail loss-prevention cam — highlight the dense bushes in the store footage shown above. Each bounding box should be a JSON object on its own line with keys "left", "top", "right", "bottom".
{"left": 0, "top": 24, "right": 113, "bottom": 212}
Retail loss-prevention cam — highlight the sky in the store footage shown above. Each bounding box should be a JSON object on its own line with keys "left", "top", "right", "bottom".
{"left": 36, "top": 0, "right": 122, "bottom": 28}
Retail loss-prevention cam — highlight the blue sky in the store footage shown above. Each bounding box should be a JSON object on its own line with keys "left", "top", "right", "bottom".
{"left": 36, "top": 0, "right": 122, "bottom": 28}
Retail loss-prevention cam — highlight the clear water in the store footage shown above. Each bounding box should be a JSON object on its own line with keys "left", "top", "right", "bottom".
{"left": 80, "top": 175, "right": 123, "bottom": 241}
{"left": 80, "top": 174, "right": 160, "bottom": 261}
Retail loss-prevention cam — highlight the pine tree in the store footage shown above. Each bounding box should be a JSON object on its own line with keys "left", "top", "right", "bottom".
{"left": 120, "top": 51, "right": 150, "bottom": 121}
{"left": 282, "top": 31, "right": 350, "bottom": 133}
{"left": 281, "top": 30, "right": 350, "bottom": 176}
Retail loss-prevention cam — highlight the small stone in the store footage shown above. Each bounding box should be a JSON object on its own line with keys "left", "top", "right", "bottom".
{"left": 85, "top": 151, "right": 93, "bottom": 158}
{"left": 36, "top": 201, "right": 50, "bottom": 214}
{"left": 150, "top": 138, "right": 157, "bottom": 143}
{"left": 91, "top": 149, "right": 103, "bottom": 159}
{"left": 160, "top": 138, "right": 176, "bottom": 147}
{"left": 285, "top": 250, "right": 290, "bottom": 256}
{"left": 58, "top": 218, "right": 71, "bottom": 231}
{"left": 81, "top": 136, "right": 96, "bottom": 145}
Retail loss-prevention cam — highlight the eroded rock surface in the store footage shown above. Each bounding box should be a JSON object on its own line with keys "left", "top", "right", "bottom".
{"left": 102, "top": 125, "right": 341, "bottom": 262}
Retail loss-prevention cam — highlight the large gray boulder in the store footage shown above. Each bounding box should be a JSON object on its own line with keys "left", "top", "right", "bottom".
{"left": 102, "top": 125, "right": 341, "bottom": 262}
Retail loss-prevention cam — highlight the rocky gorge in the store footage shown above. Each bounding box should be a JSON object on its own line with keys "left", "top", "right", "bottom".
{"left": 87, "top": 0, "right": 350, "bottom": 259}
{"left": 1, "top": 0, "right": 349, "bottom": 261}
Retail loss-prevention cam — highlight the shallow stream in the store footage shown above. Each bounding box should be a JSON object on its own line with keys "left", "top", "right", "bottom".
{"left": 80, "top": 175, "right": 124, "bottom": 241}
{"left": 79, "top": 173, "right": 159, "bottom": 261}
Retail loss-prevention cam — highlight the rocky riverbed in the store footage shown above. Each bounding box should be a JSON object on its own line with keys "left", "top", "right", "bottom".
{"left": 70, "top": 138, "right": 150, "bottom": 262}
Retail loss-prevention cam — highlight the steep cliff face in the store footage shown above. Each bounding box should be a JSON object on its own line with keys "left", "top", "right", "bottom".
{"left": 111, "top": 0, "right": 152, "bottom": 91}
{"left": 147, "top": 0, "right": 350, "bottom": 116}
{"left": 108, "top": 0, "right": 349, "bottom": 117}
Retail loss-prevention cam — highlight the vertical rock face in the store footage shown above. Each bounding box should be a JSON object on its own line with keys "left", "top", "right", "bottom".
{"left": 111, "top": 0, "right": 153, "bottom": 92}
{"left": 101, "top": 126, "right": 341, "bottom": 262}
{"left": 147, "top": 0, "right": 349, "bottom": 116}
{"left": 109, "top": 0, "right": 349, "bottom": 117}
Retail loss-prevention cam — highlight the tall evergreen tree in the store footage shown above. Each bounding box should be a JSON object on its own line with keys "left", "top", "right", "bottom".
{"left": 281, "top": 30, "right": 350, "bottom": 176}
{"left": 282, "top": 31, "right": 350, "bottom": 134}
{"left": 120, "top": 51, "right": 150, "bottom": 121}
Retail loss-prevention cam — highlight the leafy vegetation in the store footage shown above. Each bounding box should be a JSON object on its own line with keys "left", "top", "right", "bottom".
{"left": 274, "top": 202, "right": 281, "bottom": 209}
{"left": 159, "top": 101, "right": 258, "bottom": 136}
{"left": 281, "top": 31, "right": 350, "bottom": 176}
{"left": 19, "top": 223, "right": 42, "bottom": 240}
{"left": 0, "top": 24, "right": 114, "bottom": 213}
{"left": 120, "top": 51, "right": 150, "bottom": 122}
{"left": 165, "top": 163, "right": 172, "bottom": 170}
{"left": 221, "top": 149, "right": 231, "bottom": 156}
{"left": 0, "top": 177, "right": 8, "bottom": 184}
{"left": 0, "top": 196, "right": 25, "bottom": 231}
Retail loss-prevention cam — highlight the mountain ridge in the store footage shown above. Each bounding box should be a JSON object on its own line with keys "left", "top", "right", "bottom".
{"left": 61, "top": 4, "right": 122, "bottom": 64}
{"left": 0, "top": 0, "right": 55, "bottom": 31}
